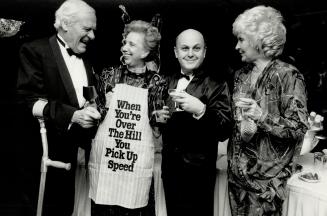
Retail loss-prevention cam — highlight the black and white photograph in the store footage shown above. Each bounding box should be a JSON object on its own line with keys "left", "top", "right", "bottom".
{"left": 1, "top": 0, "right": 327, "bottom": 216}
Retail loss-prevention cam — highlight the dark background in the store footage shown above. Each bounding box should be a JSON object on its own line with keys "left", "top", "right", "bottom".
{"left": 1, "top": 0, "right": 327, "bottom": 215}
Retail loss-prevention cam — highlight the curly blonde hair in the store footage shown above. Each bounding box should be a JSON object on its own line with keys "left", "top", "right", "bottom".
{"left": 232, "top": 5, "right": 286, "bottom": 58}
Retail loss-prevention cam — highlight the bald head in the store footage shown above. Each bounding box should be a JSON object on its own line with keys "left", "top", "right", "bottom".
{"left": 175, "top": 29, "right": 205, "bottom": 47}
{"left": 174, "top": 29, "right": 206, "bottom": 74}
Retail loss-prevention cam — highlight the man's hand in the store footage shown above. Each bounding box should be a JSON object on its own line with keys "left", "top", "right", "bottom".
{"left": 71, "top": 106, "right": 101, "bottom": 128}
{"left": 83, "top": 100, "right": 97, "bottom": 109}
{"left": 171, "top": 91, "right": 205, "bottom": 115}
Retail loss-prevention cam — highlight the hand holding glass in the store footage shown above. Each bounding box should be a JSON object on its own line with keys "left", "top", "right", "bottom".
{"left": 155, "top": 106, "right": 170, "bottom": 124}
{"left": 235, "top": 97, "right": 252, "bottom": 120}
{"left": 168, "top": 89, "right": 185, "bottom": 112}
{"left": 153, "top": 99, "right": 169, "bottom": 124}
{"left": 309, "top": 112, "right": 326, "bottom": 140}
{"left": 235, "top": 97, "right": 263, "bottom": 121}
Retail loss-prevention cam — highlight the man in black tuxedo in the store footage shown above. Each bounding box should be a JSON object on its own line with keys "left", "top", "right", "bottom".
{"left": 160, "top": 29, "right": 232, "bottom": 216}
{"left": 16, "top": 0, "right": 100, "bottom": 215}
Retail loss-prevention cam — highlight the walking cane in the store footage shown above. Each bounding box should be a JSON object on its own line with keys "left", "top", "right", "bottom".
{"left": 32, "top": 99, "right": 71, "bottom": 216}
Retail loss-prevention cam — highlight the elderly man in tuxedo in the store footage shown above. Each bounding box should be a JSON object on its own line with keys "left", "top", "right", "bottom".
{"left": 16, "top": 0, "right": 100, "bottom": 215}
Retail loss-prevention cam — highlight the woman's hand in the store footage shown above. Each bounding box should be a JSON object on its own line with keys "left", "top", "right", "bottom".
{"left": 235, "top": 97, "right": 262, "bottom": 121}
{"left": 308, "top": 111, "right": 324, "bottom": 131}
{"left": 153, "top": 106, "right": 170, "bottom": 123}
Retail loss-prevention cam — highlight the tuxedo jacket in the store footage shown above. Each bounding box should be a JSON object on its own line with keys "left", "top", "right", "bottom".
{"left": 161, "top": 69, "right": 232, "bottom": 174}
{"left": 16, "top": 35, "right": 96, "bottom": 164}
{"left": 160, "top": 69, "right": 232, "bottom": 216}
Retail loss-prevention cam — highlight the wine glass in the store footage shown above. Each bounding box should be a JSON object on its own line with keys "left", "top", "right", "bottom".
{"left": 315, "top": 131, "right": 327, "bottom": 140}
{"left": 233, "top": 88, "right": 248, "bottom": 121}
{"left": 310, "top": 113, "right": 326, "bottom": 140}
{"left": 154, "top": 99, "right": 168, "bottom": 124}
{"left": 83, "top": 86, "right": 97, "bottom": 108}
{"left": 168, "top": 89, "right": 184, "bottom": 112}
{"left": 314, "top": 152, "right": 324, "bottom": 175}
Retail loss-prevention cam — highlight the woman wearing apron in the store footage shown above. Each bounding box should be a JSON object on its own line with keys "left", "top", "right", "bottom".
{"left": 89, "top": 20, "right": 165, "bottom": 216}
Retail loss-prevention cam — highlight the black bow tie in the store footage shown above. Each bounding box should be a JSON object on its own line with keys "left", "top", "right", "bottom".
{"left": 66, "top": 48, "right": 83, "bottom": 58}
{"left": 180, "top": 73, "right": 191, "bottom": 80}
{"left": 57, "top": 35, "right": 83, "bottom": 58}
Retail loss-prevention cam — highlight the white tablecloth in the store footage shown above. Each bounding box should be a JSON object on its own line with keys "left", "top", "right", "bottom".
{"left": 283, "top": 153, "right": 327, "bottom": 216}
{"left": 214, "top": 139, "right": 231, "bottom": 216}
{"left": 214, "top": 155, "right": 231, "bottom": 216}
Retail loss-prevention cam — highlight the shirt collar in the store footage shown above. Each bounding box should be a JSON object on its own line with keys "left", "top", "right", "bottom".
{"left": 180, "top": 70, "right": 194, "bottom": 81}
{"left": 56, "top": 34, "right": 83, "bottom": 58}
{"left": 56, "top": 34, "right": 68, "bottom": 48}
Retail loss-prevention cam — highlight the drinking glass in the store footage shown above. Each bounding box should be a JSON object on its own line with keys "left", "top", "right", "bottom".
{"left": 314, "top": 152, "right": 324, "bottom": 174}
{"left": 323, "top": 154, "right": 327, "bottom": 170}
{"left": 315, "top": 130, "right": 327, "bottom": 140}
{"left": 310, "top": 114, "right": 326, "bottom": 140}
{"left": 233, "top": 91, "right": 248, "bottom": 121}
{"left": 154, "top": 99, "right": 168, "bottom": 124}
{"left": 168, "top": 89, "right": 184, "bottom": 112}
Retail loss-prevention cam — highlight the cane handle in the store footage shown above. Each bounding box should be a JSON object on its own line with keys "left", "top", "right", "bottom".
{"left": 33, "top": 99, "right": 71, "bottom": 172}
{"left": 32, "top": 99, "right": 48, "bottom": 118}
{"left": 46, "top": 159, "right": 71, "bottom": 170}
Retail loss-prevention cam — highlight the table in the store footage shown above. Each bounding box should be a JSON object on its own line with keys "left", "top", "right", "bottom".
{"left": 214, "top": 151, "right": 327, "bottom": 216}
{"left": 283, "top": 153, "right": 327, "bottom": 216}
{"left": 139, "top": 142, "right": 327, "bottom": 216}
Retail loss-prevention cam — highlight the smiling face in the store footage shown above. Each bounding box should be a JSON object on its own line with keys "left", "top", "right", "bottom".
{"left": 63, "top": 11, "right": 96, "bottom": 54}
{"left": 121, "top": 32, "right": 150, "bottom": 68}
{"left": 235, "top": 33, "right": 261, "bottom": 63}
{"left": 174, "top": 29, "right": 206, "bottom": 75}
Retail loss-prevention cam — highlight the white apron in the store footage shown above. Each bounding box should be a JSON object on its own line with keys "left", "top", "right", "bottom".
{"left": 89, "top": 83, "right": 154, "bottom": 208}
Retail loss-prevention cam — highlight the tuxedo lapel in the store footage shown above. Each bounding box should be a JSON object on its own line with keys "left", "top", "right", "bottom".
{"left": 169, "top": 73, "right": 180, "bottom": 89}
{"left": 49, "top": 35, "right": 79, "bottom": 107}
{"left": 83, "top": 57, "right": 95, "bottom": 86}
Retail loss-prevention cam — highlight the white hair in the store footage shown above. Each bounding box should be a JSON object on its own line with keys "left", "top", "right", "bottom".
{"left": 53, "top": 0, "right": 95, "bottom": 30}
{"left": 233, "top": 5, "right": 286, "bottom": 58}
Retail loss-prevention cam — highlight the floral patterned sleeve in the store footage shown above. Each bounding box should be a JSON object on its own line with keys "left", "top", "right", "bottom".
{"left": 147, "top": 73, "right": 168, "bottom": 127}
{"left": 95, "top": 66, "right": 120, "bottom": 122}
{"left": 257, "top": 65, "right": 309, "bottom": 146}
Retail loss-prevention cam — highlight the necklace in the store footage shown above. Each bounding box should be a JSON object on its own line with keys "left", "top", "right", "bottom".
{"left": 250, "top": 60, "right": 271, "bottom": 87}
{"left": 249, "top": 66, "right": 262, "bottom": 88}
{"left": 127, "top": 65, "right": 146, "bottom": 74}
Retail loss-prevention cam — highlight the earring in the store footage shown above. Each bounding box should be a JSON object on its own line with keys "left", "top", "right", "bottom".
{"left": 120, "top": 55, "right": 126, "bottom": 65}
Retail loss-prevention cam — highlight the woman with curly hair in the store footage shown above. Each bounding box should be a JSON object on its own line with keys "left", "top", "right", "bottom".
{"left": 88, "top": 20, "right": 165, "bottom": 216}
{"left": 228, "top": 5, "right": 309, "bottom": 216}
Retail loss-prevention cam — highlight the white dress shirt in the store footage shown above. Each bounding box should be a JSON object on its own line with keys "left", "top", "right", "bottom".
{"left": 176, "top": 71, "right": 194, "bottom": 91}
{"left": 57, "top": 34, "right": 88, "bottom": 108}
{"left": 176, "top": 71, "right": 205, "bottom": 119}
